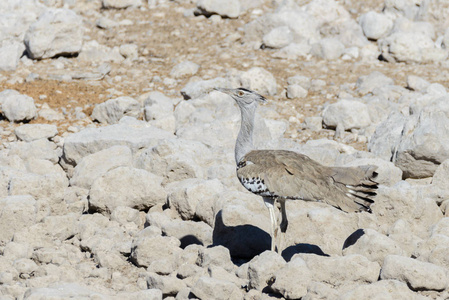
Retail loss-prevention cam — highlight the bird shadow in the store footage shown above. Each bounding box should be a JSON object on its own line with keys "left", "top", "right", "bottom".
{"left": 342, "top": 228, "right": 365, "bottom": 250}
{"left": 281, "top": 243, "right": 329, "bottom": 262}
{"left": 212, "top": 210, "right": 271, "bottom": 259}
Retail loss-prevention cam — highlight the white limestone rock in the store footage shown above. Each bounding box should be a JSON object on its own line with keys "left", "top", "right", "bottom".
{"left": 395, "top": 101, "right": 449, "bottom": 178}
{"left": 146, "top": 272, "right": 186, "bottom": 296}
{"left": 379, "top": 32, "right": 447, "bottom": 63}
{"left": 0, "top": 41, "right": 24, "bottom": 71}
{"left": 196, "top": 0, "right": 241, "bottom": 18}
{"left": 286, "top": 84, "right": 308, "bottom": 99}
{"left": 170, "top": 61, "right": 199, "bottom": 78}
{"left": 24, "top": 8, "right": 84, "bottom": 59}
{"left": 14, "top": 124, "right": 58, "bottom": 142}
{"left": 89, "top": 166, "right": 166, "bottom": 214}
{"left": 130, "top": 233, "right": 182, "bottom": 267}
{"left": 381, "top": 255, "right": 448, "bottom": 291}
{"left": 248, "top": 251, "right": 286, "bottom": 290}
{"left": 262, "top": 26, "right": 293, "bottom": 49}
{"left": 359, "top": 11, "right": 393, "bottom": 40}
{"left": 302, "top": 254, "right": 380, "bottom": 286}
{"left": 102, "top": 0, "right": 142, "bottom": 8}
{"left": 0, "top": 195, "right": 37, "bottom": 244}
{"left": 9, "top": 139, "right": 60, "bottom": 164}
{"left": 0, "top": 90, "right": 37, "bottom": 122}
{"left": 91, "top": 96, "right": 141, "bottom": 124}
{"left": 311, "top": 38, "right": 345, "bottom": 60}
{"left": 340, "top": 280, "right": 424, "bottom": 300}
{"left": 167, "top": 178, "right": 224, "bottom": 221}
{"left": 191, "top": 276, "right": 243, "bottom": 300}
{"left": 62, "top": 123, "right": 174, "bottom": 166}
{"left": 239, "top": 67, "right": 277, "bottom": 96}
{"left": 343, "top": 229, "right": 406, "bottom": 265}
{"left": 180, "top": 77, "right": 229, "bottom": 100}
{"left": 270, "top": 257, "right": 311, "bottom": 299}
{"left": 375, "top": 183, "right": 443, "bottom": 237}
{"left": 406, "top": 75, "right": 430, "bottom": 91}
{"left": 322, "top": 99, "right": 371, "bottom": 130}
{"left": 135, "top": 138, "right": 212, "bottom": 184}
{"left": 356, "top": 71, "right": 395, "bottom": 95}
{"left": 70, "top": 145, "right": 133, "bottom": 189}
{"left": 159, "top": 219, "right": 213, "bottom": 248}
{"left": 368, "top": 112, "right": 407, "bottom": 162}
{"left": 119, "top": 43, "right": 138, "bottom": 60}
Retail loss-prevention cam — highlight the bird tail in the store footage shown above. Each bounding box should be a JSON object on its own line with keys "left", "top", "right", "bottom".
{"left": 331, "top": 165, "right": 379, "bottom": 213}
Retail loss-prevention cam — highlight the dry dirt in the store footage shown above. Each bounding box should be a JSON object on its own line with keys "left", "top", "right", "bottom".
{"left": 2, "top": 0, "right": 449, "bottom": 149}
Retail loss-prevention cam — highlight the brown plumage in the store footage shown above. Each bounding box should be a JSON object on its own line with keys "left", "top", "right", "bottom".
{"left": 237, "top": 150, "right": 378, "bottom": 213}
{"left": 214, "top": 87, "right": 379, "bottom": 252}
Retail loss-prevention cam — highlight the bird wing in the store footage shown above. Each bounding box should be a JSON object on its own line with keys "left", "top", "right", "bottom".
{"left": 237, "top": 150, "right": 334, "bottom": 201}
{"left": 237, "top": 150, "right": 378, "bottom": 213}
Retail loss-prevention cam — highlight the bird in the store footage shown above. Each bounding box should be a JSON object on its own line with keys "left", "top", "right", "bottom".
{"left": 214, "top": 87, "right": 379, "bottom": 253}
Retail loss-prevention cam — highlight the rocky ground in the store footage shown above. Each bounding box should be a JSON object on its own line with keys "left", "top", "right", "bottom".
{"left": 1, "top": 0, "right": 449, "bottom": 299}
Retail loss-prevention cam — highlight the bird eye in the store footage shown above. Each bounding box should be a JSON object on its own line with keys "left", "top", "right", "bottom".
{"left": 238, "top": 91, "right": 244, "bottom": 96}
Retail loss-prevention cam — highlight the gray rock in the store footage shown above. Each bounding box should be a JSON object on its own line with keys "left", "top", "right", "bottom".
{"left": 0, "top": 41, "right": 24, "bottom": 71}
{"left": 91, "top": 96, "right": 141, "bottom": 124}
{"left": 302, "top": 254, "right": 380, "bottom": 286}
{"left": 3, "top": 242, "right": 32, "bottom": 261}
{"left": 0, "top": 195, "right": 37, "bottom": 244}
{"left": 191, "top": 276, "right": 243, "bottom": 300}
{"left": 359, "top": 11, "right": 393, "bottom": 40}
{"left": 0, "top": 90, "right": 37, "bottom": 122}
{"left": 170, "top": 61, "right": 199, "bottom": 78}
{"left": 70, "top": 145, "right": 133, "bottom": 189}
{"left": 368, "top": 112, "right": 407, "bottom": 162}
{"left": 270, "top": 257, "right": 311, "bottom": 299}
{"left": 131, "top": 234, "right": 181, "bottom": 267}
{"left": 406, "top": 75, "right": 430, "bottom": 91}
{"left": 196, "top": 0, "right": 241, "bottom": 18}
{"left": 239, "top": 67, "right": 277, "bottom": 96}
{"left": 24, "top": 9, "right": 84, "bottom": 59}
{"left": 381, "top": 255, "right": 448, "bottom": 291}
{"left": 102, "top": 0, "right": 142, "bottom": 8}
{"left": 14, "top": 124, "right": 58, "bottom": 142}
{"left": 248, "top": 251, "right": 286, "bottom": 290}
{"left": 160, "top": 219, "right": 213, "bottom": 248}
{"left": 272, "top": 42, "right": 312, "bottom": 59}
{"left": 356, "top": 71, "right": 394, "bottom": 95}
{"left": 343, "top": 229, "right": 406, "bottom": 265}
{"left": 286, "top": 84, "right": 308, "bottom": 99}
{"left": 322, "top": 99, "right": 371, "bottom": 130}
{"left": 395, "top": 101, "right": 449, "bottom": 178}
{"left": 263, "top": 26, "right": 293, "bottom": 49}
{"left": 89, "top": 166, "right": 167, "bottom": 214}
{"left": 311, "top": 38, "right": 345, "bottom": 60}
{"left": 62, "top": 123, "right": 174, "bottom": 166}
{"left": 339, "top": 279, "right": 423, "bottom": 300}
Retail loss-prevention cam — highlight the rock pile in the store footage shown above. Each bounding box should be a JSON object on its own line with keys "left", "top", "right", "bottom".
{"left": 1, "top": 0, "right": 449, "bottom": 299}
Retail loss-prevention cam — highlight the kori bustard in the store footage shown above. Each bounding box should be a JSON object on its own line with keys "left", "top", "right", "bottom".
{"left": 215, "top": 87, "right": 378, "bottom": 253}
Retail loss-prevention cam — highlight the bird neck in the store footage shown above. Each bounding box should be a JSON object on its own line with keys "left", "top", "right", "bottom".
{"left": 235, "top": 104, "right": 256, "bottom": 164}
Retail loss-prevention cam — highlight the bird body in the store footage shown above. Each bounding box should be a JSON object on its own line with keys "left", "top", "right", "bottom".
{"left": 214, "top": 87, "right": 378, "bottom": 252}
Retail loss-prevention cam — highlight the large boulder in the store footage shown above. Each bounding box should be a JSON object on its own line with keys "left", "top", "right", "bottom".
{"left": 24, "top": 9, "right": 84, "bottom": 59}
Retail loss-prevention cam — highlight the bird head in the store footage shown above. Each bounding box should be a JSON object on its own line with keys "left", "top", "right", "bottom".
{"left": 215, "top": 88, "right": 267, "bottom": 108}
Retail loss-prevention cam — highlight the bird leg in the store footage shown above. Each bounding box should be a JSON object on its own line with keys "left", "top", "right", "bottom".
{"left": 278, "top": 199, "right": 288, "bottom": 253}
{"left": 263, "top": 197, "right": 277, "bottom": 252}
